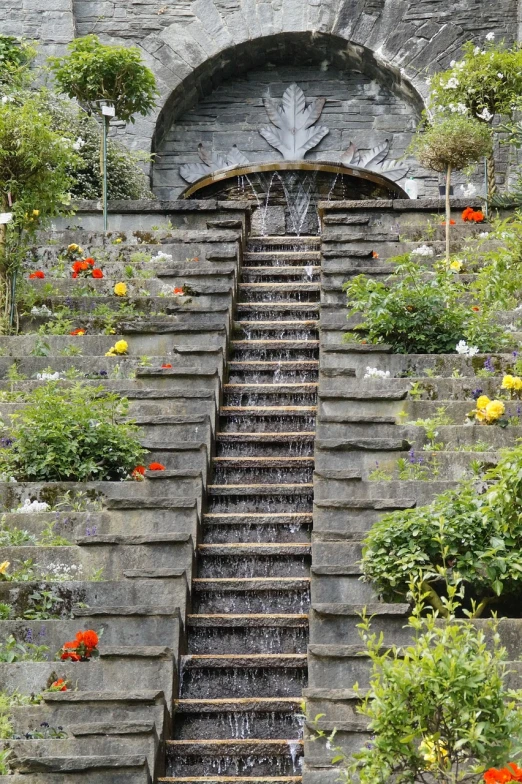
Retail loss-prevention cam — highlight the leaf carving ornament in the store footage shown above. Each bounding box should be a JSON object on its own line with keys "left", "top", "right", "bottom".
{"left": 259, "top": 84, "right": 329, "bottom": 160}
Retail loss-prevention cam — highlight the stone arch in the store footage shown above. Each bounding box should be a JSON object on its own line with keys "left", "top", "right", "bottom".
{"left": 126, "top": 0, "right": 480, "bottom": 163}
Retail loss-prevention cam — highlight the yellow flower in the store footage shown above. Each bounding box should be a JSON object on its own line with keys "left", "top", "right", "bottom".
{"left": 0, "top": 560, "right": 10, "bottom": 576}
{"left": 105, "top": 348, "right": 116, "bottom": 357}
{"left": 514, "top": 377, "right": 522, "bottom": 390}
{"left": 485, "top": 400, "right": 505, "bottom": 421}
{"left": 32, "top": 209, "right": 40, "bottom": 217}
{"left": 67, "top": 244, "right": 79, "bottom": 252}
{"left": 114, "top": 340, "right": 128, "bottom": 355}
{"left": 419, "top": 736, "right": 449, "bottom": 768}
{"left": 450, "top": 260, "right": 462, "bottom": 272}
{"left": 476, "top": 395, "right": 490, "bottom": 410}
{"left": 502, "top": 375, "right": 515, "bottom": 390}
{"left": 475, "top": 409, "right": 487, "bottom": 422}
{"left": 114, "top": 238, "right": 123, "bottom": 244}
{"left": 114, "top": 282, "right": 127, "bottom": 297}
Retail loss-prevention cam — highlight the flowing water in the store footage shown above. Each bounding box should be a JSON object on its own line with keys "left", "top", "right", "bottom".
{"left": 166, "top": 235, "right": 320, "bottom": 780}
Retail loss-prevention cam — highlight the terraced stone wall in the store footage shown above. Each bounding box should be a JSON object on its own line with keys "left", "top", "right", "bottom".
{"left": 0, "top": 199, "right": 250, "bottom": 783}
{"left": 305, "top": 198, "right": 520, "bottom": 783}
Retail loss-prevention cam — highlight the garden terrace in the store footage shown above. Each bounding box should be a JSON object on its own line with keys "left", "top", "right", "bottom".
{"left": 0, "top": 197, "right": 521, "bottom": 784}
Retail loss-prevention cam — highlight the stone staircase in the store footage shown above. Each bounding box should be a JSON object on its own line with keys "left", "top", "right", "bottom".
{"left": 1, "top": 198, "right": 521, "bottom": 784}
{"left": 159, "top": 235, "right": 320, "bottom": 784}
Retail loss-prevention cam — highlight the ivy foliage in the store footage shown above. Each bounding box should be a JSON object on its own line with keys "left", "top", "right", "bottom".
{"left": 0, "top": 35, "right": 36, "bottom": 89}
{"left": 48, "top": 35, "right": 158, "bottom": 123}
{"left": 343, "top": 254, "right": 504, "bottom": 354}
{"left": 362, "top": 442, "right": 522, "bottom": 614}
{"left": 0, "top": 382, "right": 145, "bottom": 482}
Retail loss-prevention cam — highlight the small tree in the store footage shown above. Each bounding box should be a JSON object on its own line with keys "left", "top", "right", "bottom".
{"left": 311, "top": 586, "right": 522, "bottom": 784}
{"left": 429, "top": 40, "right": 522, "bottom": 198}
{"left": 0, "top": 95, "right": 77, "bottom": 330}
{"left": 0, "top": 35, "right": 36, "bottom": 90}
{"left": 409, "top": 116, "right": 491, "bottom": 263}
{"left": 48, "top": 35, "right": 157, "bottom": 207}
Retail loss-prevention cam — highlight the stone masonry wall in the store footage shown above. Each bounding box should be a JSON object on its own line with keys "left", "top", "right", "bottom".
{"left": 2, "top": 0, "right": 519, "bottom": 195}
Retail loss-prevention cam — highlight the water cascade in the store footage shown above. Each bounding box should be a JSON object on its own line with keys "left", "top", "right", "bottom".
{"left": 165, "top": 234, "right": 319, "bottom": 780}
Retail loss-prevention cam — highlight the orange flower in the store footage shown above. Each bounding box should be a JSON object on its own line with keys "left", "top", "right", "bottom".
{"left": 161, "top": 363, "right": 172, "bottom": 369}
{"left": 70, "top": 328, "right": 85, "bottom": 336}
{"left": 51, "top": 678, "right": 67, "bottom": 691}
{"left": 441, "top": 219, "right": 456, "bottom": 225}
{"left": 462, "top": 206, "right": 475, "bottom": 221}
{"left": 173, "top": 287, "right": 184, "bottom": 295}
{"left": 372, "top": 251, "right": 379, "bottom": 258}
{"left": 472, "top": 306, "right": 480, "bottom": 312}
{"left": 79, "top": 629, "right": 99, "bottom": 649}
{"left": 72, "top": 272, "right": 78, "bottom": 279}
{"left": 132, "top": 465, "right": 146, "bottom": 478}
{"left": 471, "top": 210, "right": 485, "bottom": 222}
{"left": 148, "top": 462, "right": 166, "bottom": 471}
{"left": 92, "top": 268, "right": 104, "bottom": 279}
{"left": 61, "top": 651, "right": 81, "bottom": 661}
{"left": 29, "top": 271, "right": 45, "bottom": 279}
{"left": 72, "top": 260, "right": 89, "bottom": 273}
{"left": 85, "top": 258, "right": 96, "bottom": 266}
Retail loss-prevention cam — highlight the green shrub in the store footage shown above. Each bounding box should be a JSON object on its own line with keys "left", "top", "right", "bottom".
{"left": 361, "top": 441, "right": 522, "bottom": 615}
{"left": 70, "top": 114, "right": 152, "bottom": 201}
{"left": 312, "top": 588, "right": 522, "bottom": 784}
{"left": 0, "top": 381, "right": 145, "bottom": 481}
{"left": 344, "top": 254, "right": 504, "bottom": 354}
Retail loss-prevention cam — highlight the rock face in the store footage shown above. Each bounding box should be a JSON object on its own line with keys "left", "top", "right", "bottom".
{"left": 2, "top": 1, "right": 517, "bottom": 197}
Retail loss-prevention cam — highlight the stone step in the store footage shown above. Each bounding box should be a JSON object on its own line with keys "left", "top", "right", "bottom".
{"left": 159, "top": 777, "right": 302, "bottom": 782}
{"left": 165, "top": 739, "right": 303, "bottom": 778}
{"left": 172, "top": 697, "right": 304, "bottom": 740}
{"left": 235, "top": 304, "right": 319, "bottom": 321}
{"left": 196, "top": 542, "right": 311, "bottom": 578}
{"left": 186, "top": 614, "right": 308, "bottom": 655}
{"left": 192, "top": 578, "right": 311, "bottom": 614}
{"left": 201, "top": 513, "right": 313, "bottom": 544}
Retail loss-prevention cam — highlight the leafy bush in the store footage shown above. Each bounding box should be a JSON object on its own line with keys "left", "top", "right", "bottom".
{"left": 469, "top": 213, "right": 522, "bottom": 309}
{"left": 0, "top": 35, "right": 36, "bottom": 89}
{"left": 362, "top": 441, "right": 522, "bottom": 615}
{"left": 70, "top": 115, "right": 152, "bottom": 200}
{"left": 313, "top": 589, "right": 522, "bottom": 784}
{"left": 344, "top": 254, "right": 504, "bottom": 354}
{"left": 0, "top": 381, "right": 145, "bottom": 481}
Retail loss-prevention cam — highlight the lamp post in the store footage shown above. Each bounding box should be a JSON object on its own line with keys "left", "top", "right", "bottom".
{"left": 99, "top": 103, "right": 115, "bottom": 232}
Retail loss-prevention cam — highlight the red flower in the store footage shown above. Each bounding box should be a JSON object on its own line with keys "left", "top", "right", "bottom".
{"left": 132, "top": 465, "right": 146, "bottom": 477}
{"left": 148, "top": 462, "right": 165, "bottom": 471}
{"left": 70, "top": 328, "right": 86, "bottom": 336}
{"left": 61, "top": 651, "right": 81, "bottom": 661}
{"left": 72, "top": 272, "right": 78, "bottom": 278}
{"left": 91, "top": 268, "right": 104, "bottom": 279}
{"left": 85, "top": 258, "right": 96, "bottom": 266}
{"left": 472, "top": 306, "right": 480, "bottom": 312}
{"left": 462, "top": 206, "right": 475, "bottom": 221}
{"left": 79, "top": 629, "right": 99, "bottom": 649}
{"left": 72, "top": 260, "right": 89, "bottom": 273}
{"left": 173, "top": 287, "right": 184, "bottom": 295}
{"left": 29, "top": 271, "right": 45, "bottom": 279}
{"left": 51, "top": 678, "right": 67, "bottom": 691}
{"left": 441, "top": 219, "right": 456, "bottom": 225}
{"left": 161, "top": 363, "right": 172, "bottom": 369}
{"left": 471, "top": 210, "right": 485, "bottom": 222}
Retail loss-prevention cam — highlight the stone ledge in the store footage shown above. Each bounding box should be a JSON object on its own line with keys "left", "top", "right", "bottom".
{"left": 73, "top": 606, "right": 180, "bottom": 618}
{"left": 315, "top": 438, "right": 410, "bottom": 451}
{"left": 100, "top": 646, "right": 173, "bottom": 659}
{"left": 311, "top": 603, "right": 410, "bottom": 617}
{"left": 42, "top": 691, "right": 165, "bottom": 705}
{"left": 75, "top": 533, "right": 192, "bottom": 545}
{"left": 69, "top": 722, "right": 155, "bottom": 736}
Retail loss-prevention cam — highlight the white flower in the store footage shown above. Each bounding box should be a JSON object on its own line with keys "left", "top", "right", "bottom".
{"left": 474, "top": 46, "right": 481, "bottom": 56}
{"left": 13, "top": 499, "right": 50, "bottom": 514}
{"left": 478, "top": 231, "right": 489, "bottom": 239}
{"left": 1, "top": 96, "right": 13, "bottom": 105}
{"left": 31, "top": 304, "right": 52, "bottom": 317}
{"left": 450, "top": 60, "right": 456, "bottom": 67}
{"left": 72, "top": 137, "right": 85, "bottom": 151}
{"left": 486, "top": 32, "right": 495, "bottom": 41}
{"left": 455, "top": 340, "right": 479, "bottom": 356}
{"left": 461, "top": 183, "right": 477, "bottom": 198}
{"left": 445, "top": 77, "right": 460, "bottom": 89}
{"left": 153, "top": 251, "right": 173, "bottom": 263}
{"left": 36, "top": 372, "right": 62, "bottom": 381}
{"left": 411, "top": 244, "right": 434, "bottom": 257}
{"left": 477, "top": 107, "right": 493, "bottom": 121}
{"left": 364, "top": 367, "right": 391, "bottom": 379}
{"left": 497, "top": 73, "right": 504, "bottom": 79}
